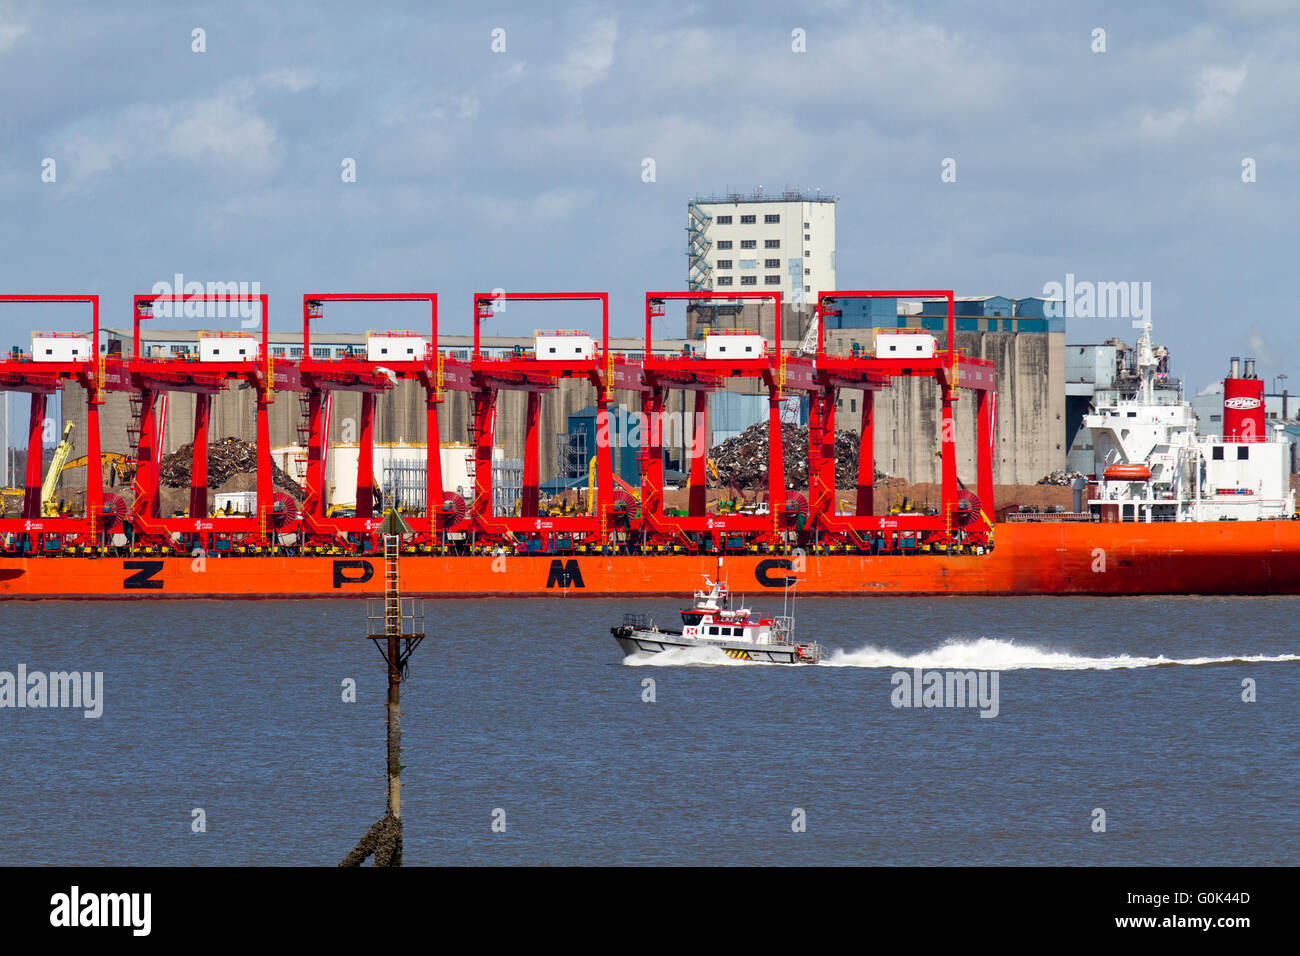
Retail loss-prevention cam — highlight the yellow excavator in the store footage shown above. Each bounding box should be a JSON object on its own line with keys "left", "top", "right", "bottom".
{"left": 585, "top": 455, "right": 641, "bottom": 514}
{"left": 59, "top": 451, "right": 135, "bottom": 488}
{"left": 41, "top": 421, "right": 76, "bottom": 516}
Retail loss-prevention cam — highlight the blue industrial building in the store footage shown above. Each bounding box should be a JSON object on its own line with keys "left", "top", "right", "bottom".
{"left": 880, "top": 294, "right": 1064, "bottom": 334}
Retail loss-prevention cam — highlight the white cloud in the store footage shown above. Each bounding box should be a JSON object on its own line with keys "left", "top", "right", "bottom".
{"left": 555, "top": 16, "right": 617, "bottom": 92}
{"left": 51, "top": 76, "right": 289, "bottom": 182}
{"left": 0, "top": 10, "right": 26, "bottom": 54}
{"left": 1138, "top": 62, "right": 1248, "bottom": 139}
{"left": 1208, "top": 0, "right": 1300, "bottom": 17}
{"left": 257, "top": 68, "right": 319, "bottom": 94}
{"left": 480, "top": 187, "right": 597, "bottom": 224}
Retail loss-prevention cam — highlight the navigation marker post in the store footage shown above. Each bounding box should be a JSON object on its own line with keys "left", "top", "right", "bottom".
{"left": 340, "top": 507, "right": 424, "bottom": 866}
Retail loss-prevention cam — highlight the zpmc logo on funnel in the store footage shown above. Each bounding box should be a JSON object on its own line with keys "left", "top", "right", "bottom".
{"left": 1224, "top": 397, "right": 1262, "bottom": 410}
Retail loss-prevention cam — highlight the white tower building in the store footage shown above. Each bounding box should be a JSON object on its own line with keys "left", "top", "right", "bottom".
{"left": 687, "top": 190, "right": 836, "bottom": 306}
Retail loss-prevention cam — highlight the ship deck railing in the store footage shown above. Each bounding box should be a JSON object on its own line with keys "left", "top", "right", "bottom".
{"left": 1003, "top": 511, "right": 1099, "bottom": 522}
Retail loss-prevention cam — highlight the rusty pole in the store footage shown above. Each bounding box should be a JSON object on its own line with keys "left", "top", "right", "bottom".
{"left": 384, "top": 532, "right": 402, "bottom": 820}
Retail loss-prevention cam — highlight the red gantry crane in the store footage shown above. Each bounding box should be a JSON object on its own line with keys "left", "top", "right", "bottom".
{"left": 639, "top": 291, "right": 819, "bottom": 550}
{"left": 466, "top": 292, "right": 640, "bottom": 551}
{"left": 126, "top": 293, "right": 285, "bottom": 549}
{"left": 298, "top": 294, "right": 470, "bottom": 549}
{"left": 809, "top": 290, "right": 996, "bottom": 551}
{"left": 0, "top": 294, "right": 132, "bottom": 550}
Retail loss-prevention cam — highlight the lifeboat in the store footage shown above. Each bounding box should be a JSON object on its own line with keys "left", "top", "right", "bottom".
{"left": 1104, "top": 463, "right": 1153, "bottom": 481}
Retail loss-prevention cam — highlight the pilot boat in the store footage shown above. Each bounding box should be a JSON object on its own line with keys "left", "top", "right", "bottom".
{"left": 611, "top": 575, "right": 823, "bottom": 664}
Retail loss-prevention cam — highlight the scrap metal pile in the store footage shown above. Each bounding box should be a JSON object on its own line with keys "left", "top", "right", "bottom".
{"left": 1037, "top": 469, "right": 1087, "bottom": 486}
{"left": 158, "top": 437, "right": 303, "bottom": 497}
{"left": 708, "top": 422, "right": 889, "bottom": 491}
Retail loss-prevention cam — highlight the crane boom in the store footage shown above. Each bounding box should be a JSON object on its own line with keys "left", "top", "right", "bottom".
{"left": 41, "top": 420, "right": 75, "bottom": 516}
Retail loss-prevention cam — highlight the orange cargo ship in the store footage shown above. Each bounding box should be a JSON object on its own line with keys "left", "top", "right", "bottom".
{"left": 3, "top": 521, "right": 1299, "bottom": 599}
{"left": 2, "top": 290, "right": 1296, "bottom": 600}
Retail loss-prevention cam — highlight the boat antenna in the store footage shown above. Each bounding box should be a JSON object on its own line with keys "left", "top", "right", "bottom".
{"left": 783, "top": 571, "right": 798, "bottom": 637}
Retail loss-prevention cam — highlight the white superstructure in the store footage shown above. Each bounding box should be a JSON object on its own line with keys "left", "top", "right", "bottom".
{"left": 30, "top": 334, "right": 92, "bottom": 362}
{"left": 874, "top": 331, "right": 937, "bottom": 359}
{"left": 198, "top": 334, "right": 258, "bottom": 362}
{"left": 534, "top": 331, "right": 595, "bottom": 360}
{"left": 366, "top": 333, "right": 427, "bottom": 362}
{"left": 1084, "top": 324, "right": 1293, "bottom": 522}
{"left": 702, "top": 331, "right": 766, "bottom": 360}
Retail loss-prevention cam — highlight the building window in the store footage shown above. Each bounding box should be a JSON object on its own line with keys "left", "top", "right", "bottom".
{"left": 1238, "top": 446, "right": 1249, "bottom": 460}
{"left": 804, "top": 249, "right": 811, "bottom": 257}
{"left": 312, "top": 346, "right": 331, "bottom": 358}
{"left": 740, "top": 214, "right": 756, "bottom": 224}
{"left": 716, "top": 276, "right": 733, "bottom": 286}
{"left": 764, "top": 214, "right": 780, "bottom": 223}
{"left": 290, "top": 347, "right": 303, "bottom": 358}
{"left": 740, "top": 276, "right": 757, "bottom": 286}
{"left": 803, "top": 222, "right": 809, "bottom": 228}
{"left": 717, "top": 259, "right": 733, "bottom": 269}
{"left": 804, "top": 268, "right": 811, "bottom": 276}
{"left": 271, "top": 346, "right": 286, "bottom": 357}
{"left": 804, "top": 233, "right": 811, "bottom": 241}
{"left": 764, "top": 258, "right": 780, "bottom": 268}
{"left": 765, "top": 239, "right": 780, "bottom": 248}
{"left": 738, "top": 259, "right": 757, "bottom": 269}
{"left": 740, "top": 239, "right": 756, "bottom": 249}
{"left": 764, "top": 275, "right": 781, "bottom": 285}
{"left": 716, "top": 240, "right": 732, "bottom": 250}
{"left": 716, "top": 215, "right": 732, "bottom": 225}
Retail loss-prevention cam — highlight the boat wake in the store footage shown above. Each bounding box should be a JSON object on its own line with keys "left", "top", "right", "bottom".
{"left": 820, "top": 637, "right": 1300, "bottom": 671}
{"left": 621, "top": 645, "right": 774, "bottom": 667}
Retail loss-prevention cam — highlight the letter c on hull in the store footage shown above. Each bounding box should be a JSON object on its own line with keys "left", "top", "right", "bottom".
{"left": 754, "top": 558, "right": 795, "bottom": 588}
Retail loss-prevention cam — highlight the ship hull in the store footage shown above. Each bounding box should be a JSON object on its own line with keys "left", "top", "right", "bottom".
{"left": 2, "top": 521, "right": 1300, "bottom": 599}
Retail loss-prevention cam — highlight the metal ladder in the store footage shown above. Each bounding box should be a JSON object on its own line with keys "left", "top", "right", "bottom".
{"left": 383, "top": 534, "right": 400, "bottom": 636}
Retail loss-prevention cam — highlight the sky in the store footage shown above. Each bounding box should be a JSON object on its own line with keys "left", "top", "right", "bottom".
{"left": 2, "top": 0, "right": 1299, "bottom": 418}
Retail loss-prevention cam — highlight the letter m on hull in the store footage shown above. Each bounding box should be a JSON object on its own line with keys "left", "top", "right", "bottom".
{"left": 546, "top": 559, "right": 584, "bottom": 589}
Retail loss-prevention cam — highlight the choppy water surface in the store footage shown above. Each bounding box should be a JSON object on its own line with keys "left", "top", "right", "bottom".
{"left": 1, "top": 596, "right": 1296, "bottom": 865}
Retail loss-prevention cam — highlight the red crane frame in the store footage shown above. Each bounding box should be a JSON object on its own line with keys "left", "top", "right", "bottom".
{"left": 298, "top": 293, "right": 467, "bottom": 545}
{"left": 0, "top": 295, "right": 128, "bottom": 545}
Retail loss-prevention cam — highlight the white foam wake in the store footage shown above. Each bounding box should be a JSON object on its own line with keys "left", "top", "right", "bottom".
{"left": 622, "top": 645, "right": 775, "bottom": 667}
{"left": 820, "top": 637, "right": 1300, "bottom": 671}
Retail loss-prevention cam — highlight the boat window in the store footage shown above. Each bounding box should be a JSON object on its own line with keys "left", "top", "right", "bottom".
{"left": 681, "top": 612, "right": 704, "bottom": 626}
{"left": 708, "top": 626, "right": 719, "bottom": 636}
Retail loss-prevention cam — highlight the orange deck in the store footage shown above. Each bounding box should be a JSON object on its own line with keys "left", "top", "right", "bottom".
{"left": 2, "top": 521, "right": 1299, "bottom": 599}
